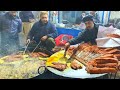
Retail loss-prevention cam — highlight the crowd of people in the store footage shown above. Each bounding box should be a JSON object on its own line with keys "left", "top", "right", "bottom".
{"left": 0, "top": 11, "right": 58, "bottom": 55}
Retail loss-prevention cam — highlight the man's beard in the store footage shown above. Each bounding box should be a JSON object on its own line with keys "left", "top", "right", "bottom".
{"left": 42, "top": 21, "right": 48, "bottom": 25}
{"left": 87, "top": 27, "right": 94, "bottom": 30}
{"left": 86, "top": 24, "right": 94, "bottom": 30}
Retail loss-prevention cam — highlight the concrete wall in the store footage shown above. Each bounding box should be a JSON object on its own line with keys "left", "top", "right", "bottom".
{"left": 110, "top": 11, "right": 120, "bottom": 19}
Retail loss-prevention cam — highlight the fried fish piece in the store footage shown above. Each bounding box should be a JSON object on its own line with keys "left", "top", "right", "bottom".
{"left": 106, "top": 34, "right": 120, "bottom": 38}
{"left": 70, "top": 60, "right": 82, "bottom": 70}
{"left": 49, "top": 62, "right": 67, "bottom": 71}
{"left": 95, "top": 58, "right": 118, "bottom": 64}
{"left": 92, "top": 63, "right": 118, "bottom": 68}
{"left": 106, "top": 49, "right": 120, "bottom": 54}
{"left": 86, "top": 63, "right": 118, "bottom": 74}
{"left": 114, "top": 54, "right": 120, "bottom": 61}
{"left": 86, "top": 66, "right": 117, "bottom": 74}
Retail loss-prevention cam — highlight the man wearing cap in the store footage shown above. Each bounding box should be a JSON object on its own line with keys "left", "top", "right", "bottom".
{"left": 65, "top": 15, "right": 99, "bottom": 48}
{"left": 19, "top": 11, "right": 35, "bottom": 46}
{"left": 65, "top": 15, "right": 109, "bottom": 79}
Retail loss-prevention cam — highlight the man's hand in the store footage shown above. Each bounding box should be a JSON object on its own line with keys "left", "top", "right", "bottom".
{"left": 65, "top": 42, "right": 70, "bottom": 49}
{"left": 41, "top": 36, "right": 48, "bottom": 41}
{"left": 26, "top": 39, "right": 30, "bottom": 44}
{"left": 26, "top": 39, "right": 36, "bottom": 45}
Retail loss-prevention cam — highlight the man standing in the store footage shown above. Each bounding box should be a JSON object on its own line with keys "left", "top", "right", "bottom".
{"left": 75, "top": 11, "right": 86, "bottom": 25}
{"left": 65, "top": 15, "right": 99, "bottom": 48}
{"left": 27, "top": 11, "right": 58, "bottom": 52}
{"left": 19, "top": 11, "right": 35, "bottom": 46}
{"left": 0, "top": 11, "right": 22, "bottom": 55}
{"left": 90, "top": 11, "right": 100, "bottom": 23}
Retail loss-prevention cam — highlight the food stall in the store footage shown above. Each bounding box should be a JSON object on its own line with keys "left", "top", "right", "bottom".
{"left": 37, "top": 26, "right": 120, "bottom": 79}
{"left": 0, "top": 11, "right": 120, "bottom": 79}
{"left": 37, "top": 41, "right": 120, "bottom": 79}
{"left": 0, "top": 41, "right": 119, "bottom": 79}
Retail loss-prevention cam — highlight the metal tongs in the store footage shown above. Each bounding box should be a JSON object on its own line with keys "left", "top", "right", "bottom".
{"left": 23, "top": 41, "right": 30, "bottom": 55}
{"left": 64, "top": 46, "right": 69, "bottom": 58}
{"left": 23, "top": 37, "right": 34, "bottom": 55}
{"left": 31, "top": 41, "right": 41, "bottom": 53}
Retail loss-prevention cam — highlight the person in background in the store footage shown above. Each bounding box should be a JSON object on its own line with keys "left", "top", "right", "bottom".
{"left": 27, "top": 11, "right": 58, "bottom": 52}
{"left": 116, "top": 22, "right": 120, "bottom": 29}
{"left": 104, "top": 19, "right": 115, "bottom": 27}
{"left": 19, "top": 11, "right": 35, "bottom": 45}
{"left": 90, "top": 11, "right": 100, "bottom": 23}
{"left": 0, "top": 11, "right": 22, "bottom": 55}
{"left": 32, "top": 11, "right": 41, "bottom": 21}
{"left": 114, "top": 18, "right": 120, "bottom": 29}
{"left": 65, "top": 15, "right": 99, "bottom": 49}
{"left": 75, "top": 11, "right": 86, "bottom": 25}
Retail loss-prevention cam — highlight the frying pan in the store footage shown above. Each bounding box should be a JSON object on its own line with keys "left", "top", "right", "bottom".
{"left": 38, "top": 50, "right": 106, "bottom": 79}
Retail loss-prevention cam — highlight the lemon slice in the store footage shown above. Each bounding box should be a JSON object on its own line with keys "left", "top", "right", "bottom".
{"left": 0, "top": 60, "right": 4, "bottom": 64}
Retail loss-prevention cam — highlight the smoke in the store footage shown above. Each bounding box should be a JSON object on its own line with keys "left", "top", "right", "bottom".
{"left": 0, "top": 34, "right": 20, "bottom": 56}
{"left": 0, "top": 44, "right": 19, "bottom": 56}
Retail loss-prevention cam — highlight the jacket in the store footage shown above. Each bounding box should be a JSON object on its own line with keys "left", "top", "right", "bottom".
{"left": 27, "top": 20, "right": 58, "bottom": 43}
{"left": 0, "top": 12, "right": 22, "bottom": 38}
{"left": 68, "top": 24, "right": 99, "bottom": 45}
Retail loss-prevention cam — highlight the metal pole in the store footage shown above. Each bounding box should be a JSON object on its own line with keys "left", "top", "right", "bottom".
{"left": 58, "top": 11, "right": 60, "bottom": 23}
{"left": 102, "top": 11, "right": 104, "bottom": 24}
{"left": 108, "top": 11, "right": 111, "bottom": 23}
{"left": 49, "top": 11, "right": 50, "bottom": 22}
{"left": 32, "top": 41, "right": 41, "bottom": 53}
